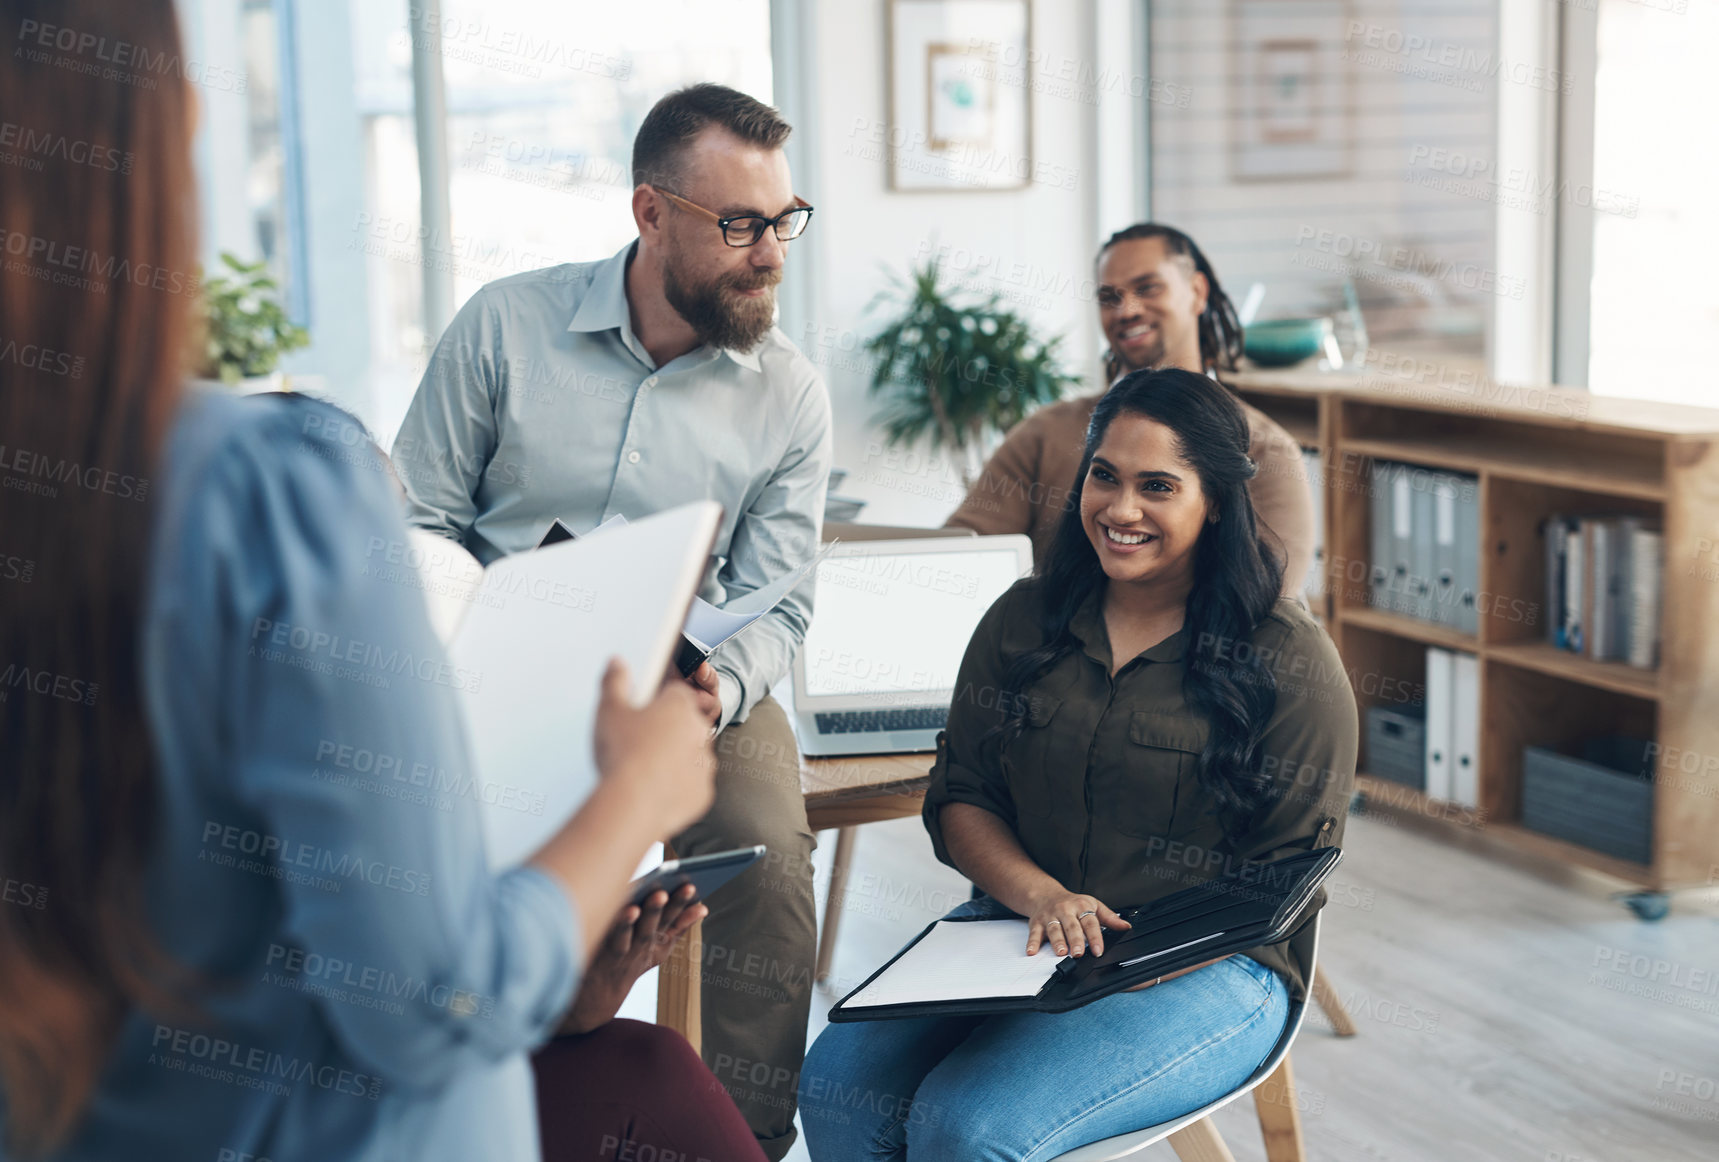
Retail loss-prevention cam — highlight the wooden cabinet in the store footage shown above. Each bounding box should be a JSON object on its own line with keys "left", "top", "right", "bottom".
{"left": 1229, "top": 369, "right": 1719, "bottom": 900}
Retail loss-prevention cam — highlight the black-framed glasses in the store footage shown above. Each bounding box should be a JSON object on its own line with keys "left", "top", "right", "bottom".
{"left": 655, "top": 187, "right": 815, "bottom": 247}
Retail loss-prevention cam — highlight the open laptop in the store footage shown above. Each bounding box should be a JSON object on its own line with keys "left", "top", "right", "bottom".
{"left": 791, "top": 533, "right": 1033, "bottom": 756}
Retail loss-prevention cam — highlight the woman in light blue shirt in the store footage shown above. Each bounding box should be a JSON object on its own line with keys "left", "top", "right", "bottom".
{"left": 0, "top": 3, "right": 759, "bottom": 1159}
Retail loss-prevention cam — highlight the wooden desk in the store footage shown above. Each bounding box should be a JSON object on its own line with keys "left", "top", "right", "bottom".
{"left": 801, "top": 751, "right": 933, "bottom": 983}
{"left": 655, "top": 749, "right": 933, "bottom": 1047}
{"left": 801, "top": 750, "right": 931, "bottom": 827}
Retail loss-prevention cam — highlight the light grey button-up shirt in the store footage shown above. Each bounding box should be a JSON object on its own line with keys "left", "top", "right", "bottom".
{"left": 393, "top": 242, "right": 832, "bottom": 729}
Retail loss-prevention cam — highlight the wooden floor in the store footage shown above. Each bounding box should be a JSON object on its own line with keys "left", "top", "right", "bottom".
{"left": 783, "top": 806, "right": 1719, "bottom": 1162}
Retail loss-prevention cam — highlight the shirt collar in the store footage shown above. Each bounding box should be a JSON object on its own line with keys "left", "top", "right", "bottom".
{"left": 724, "top": 338, "right": 764, "bottom": 373}
{"left": 566, "top": 240, "right": 765, "bottom": 372}
{"left": 1067, "top": 582, "right": 1189, "bottom": 671}
{"left": 567, "top": 241, "right": 634, "bottom": 336}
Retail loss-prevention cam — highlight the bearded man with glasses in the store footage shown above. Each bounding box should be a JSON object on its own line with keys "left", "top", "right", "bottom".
{"left": 394, "top": 83, "right": 829, "bottom": 1161}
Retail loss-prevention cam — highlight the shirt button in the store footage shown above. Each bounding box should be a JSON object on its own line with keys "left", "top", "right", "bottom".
{"left": 642, "top": 377, "right": 657, "bottom": 389}
{"left": 627, "top": 450, "right": 641, "bottom": 464}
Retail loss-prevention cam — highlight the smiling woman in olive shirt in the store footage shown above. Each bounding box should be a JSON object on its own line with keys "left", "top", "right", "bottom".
{"left": 798, "top": 369, "right": 1357, "bottom": 1162}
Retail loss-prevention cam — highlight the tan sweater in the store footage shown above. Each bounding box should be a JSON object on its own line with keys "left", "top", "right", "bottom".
{"left": 946, "top": 389, "right": 1313, "bottom": 594}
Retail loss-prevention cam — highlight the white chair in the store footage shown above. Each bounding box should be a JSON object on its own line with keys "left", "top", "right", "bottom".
{"left": 1047, "top": 915, "right": 1323, "bottom": 1162}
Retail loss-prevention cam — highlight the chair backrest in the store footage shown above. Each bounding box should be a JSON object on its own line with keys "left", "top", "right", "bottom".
{"left": 1046, "top": 914, "right": 1320, "bottom": 1162}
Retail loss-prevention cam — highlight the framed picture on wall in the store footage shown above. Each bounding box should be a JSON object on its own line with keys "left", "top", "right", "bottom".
{"left": 1230, "top": 0, "right": 1353, "bottom": 181}
{"left": 886, "top": 0, "right": 1031, "bottom": 192}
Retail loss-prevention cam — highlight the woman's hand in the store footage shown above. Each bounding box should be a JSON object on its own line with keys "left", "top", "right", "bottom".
{"left": 558, "top": 884, "right": 707, "bottom": 1035}
{"left": 593, "top": 659, "right": 716, "bottom": 837}
{"left": 1024, "top": 888, "right": 1131, "bottom": 958}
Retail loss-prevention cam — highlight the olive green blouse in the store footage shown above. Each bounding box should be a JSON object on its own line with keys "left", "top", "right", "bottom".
{"left": 921, "top": 579, "right": 1358, "bottom": 1002}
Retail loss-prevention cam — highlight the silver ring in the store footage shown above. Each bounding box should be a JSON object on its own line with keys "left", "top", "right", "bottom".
{"left": 1046, "top": 919, "right": 1062, "bottom": 927}
{"left": 1076, "top": 910, "right": 1097, "bottom": 919}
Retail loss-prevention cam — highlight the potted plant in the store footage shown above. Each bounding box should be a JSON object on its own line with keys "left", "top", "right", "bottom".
{"left": 195, "top": 252, "right": 309, "bottom": 392}
{"left": 865, "top": 257, "right": 1080, "bottom": 489}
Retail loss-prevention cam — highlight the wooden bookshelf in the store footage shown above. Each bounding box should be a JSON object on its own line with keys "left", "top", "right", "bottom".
{"left": 1344, "top": 438, "right": 1665, "bottom": 501}
{"left": 1339, "top": 605, "right": 1479, "bottom": 653}
{"left": 1230, "top": 369, "right": 1719, "bottom": 906}
{"left": 1486, "top": 641, "right": 1660, "bottom": 701}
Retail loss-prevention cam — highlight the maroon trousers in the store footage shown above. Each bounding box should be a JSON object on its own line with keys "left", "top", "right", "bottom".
{"left": 532, "top": 1019, "right": 767, "bottom": 1162}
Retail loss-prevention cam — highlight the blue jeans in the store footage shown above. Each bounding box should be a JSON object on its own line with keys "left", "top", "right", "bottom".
{"left": 797, "top": 898, "right": 1289, "bottom": 1162}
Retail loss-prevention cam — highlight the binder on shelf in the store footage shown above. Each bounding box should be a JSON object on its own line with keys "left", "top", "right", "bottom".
{"left": 1454, "top": 474, "right": 1481, "bottom": 636}
{"left": 1390, "top": 465, "right": 1414, "bottom": 617}
{"left": 1303, "top": 449, "right": 1325, "bottom": 603}
{"left": 1427, "top": 473, "right": 1459, "bottom": 628}
{"left": 1424, "top": 646, "right": 1455, "bottom": 802}
{"left": 1582, "top": 519, "right": 1603, "bottom": 659}
{"left": 1545, "top": 514, "right": 1571, "bottom": 648}
{"left": 1586, "top": 518, "right": 1619, "bottom": 661}
{"left": 1594, "top": 516, "right": 1642, "bottom": 663}
{"left": 1612, "top": 517, "right": 1637, "bottom": 663}
{"left": 1369, "top": 461, "right": 1396, "bottom": 613}
{"left": 1451, "top": 652, "right": 1480, "bottom": 810}
{"left": 1627, "top": 525, "right": 1663, "bottom": 670}
{"left": 1410, "top": 473, "right": 1436, "bottom": 622}
{"left": 1542, "top": 512, "right": 1660, "bottom": 668}
{"left": 1563, "top": 523, "right": 1585, "bottom": 655}
{"left": 1608, "top": 515, "right": 1658, "bottom": 667}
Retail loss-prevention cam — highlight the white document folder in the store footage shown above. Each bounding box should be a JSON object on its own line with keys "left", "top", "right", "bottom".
{"left": 1424, "top": 647, "right": 1455, "bottom": 802}
{"left": 1451, "top": 652, "right": 1480, "bottom": 809}
{"left": 409, "top": 502, "right": 721, "bottom": 868}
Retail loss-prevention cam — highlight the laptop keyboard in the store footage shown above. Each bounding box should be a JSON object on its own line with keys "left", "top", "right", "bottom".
{"left": 815, "top": 707, "right": 947, "bottom": 735}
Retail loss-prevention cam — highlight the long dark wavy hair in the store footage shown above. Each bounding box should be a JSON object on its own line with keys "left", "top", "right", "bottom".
{"left": 995, "top": 368, "right": 1285, "bottom": 831}
{"left": 1098, "top": 223, "right": 1244, "bottom": 383}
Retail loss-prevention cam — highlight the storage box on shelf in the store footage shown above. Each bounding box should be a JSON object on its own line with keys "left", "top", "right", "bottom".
{"left": 1522, "top": 738, "right": 1655, "bottom": 866}
{"left": 1227, "top": 370, "right": 1719, "bottom": 910}
{"left": 1365, "top": 706, "right": 1427, "bottom": 791}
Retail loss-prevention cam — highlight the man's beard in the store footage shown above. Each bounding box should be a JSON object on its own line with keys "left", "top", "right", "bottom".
{"left": 1109, "top": 331, "right": 1168, "bottom": 377}
{"left": 662, "top": 257, "right": 781, "bottom": 352}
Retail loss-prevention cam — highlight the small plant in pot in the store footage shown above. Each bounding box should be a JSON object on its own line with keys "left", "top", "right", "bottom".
{"left": 865, "top": 257, "right": 1080, "bottom": 490}
{"left": 195, "top": 252, "right": 308, "bottom": 391}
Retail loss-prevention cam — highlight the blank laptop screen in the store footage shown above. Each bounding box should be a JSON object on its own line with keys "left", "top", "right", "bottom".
{"left": 800, "top": 548, "right": 1026, "bottom": 700}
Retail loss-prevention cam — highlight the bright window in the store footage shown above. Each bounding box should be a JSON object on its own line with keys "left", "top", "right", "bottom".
{"left": 1585, "top": 0, "right": 1718, "bottom": 406}
{"left": 353, "top": 0, "right": 773, "bottom": 441}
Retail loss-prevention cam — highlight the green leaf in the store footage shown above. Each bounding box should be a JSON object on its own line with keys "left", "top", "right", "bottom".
{"left": 195, "top": 256, "right": 308, "bottom": 382}
{"left": 862, "top": 254, "right": 1080, "bottom": 457}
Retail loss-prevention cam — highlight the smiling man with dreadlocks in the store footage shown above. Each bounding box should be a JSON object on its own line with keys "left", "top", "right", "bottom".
{"left": 946, "top": 223, "right": 1314, "bottom": 595}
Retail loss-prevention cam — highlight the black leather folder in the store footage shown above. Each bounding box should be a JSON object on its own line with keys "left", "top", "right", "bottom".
{"left": 827, "top": 847, "right": 1341, "bottom": 1022}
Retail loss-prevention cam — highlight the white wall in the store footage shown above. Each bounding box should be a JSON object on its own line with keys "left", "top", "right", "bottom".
{"left": 795, "top": 0, "right": 1117, "bottom": 526}
{"left": 1148, "top": 0, "right": 1503, "bottom": 361}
